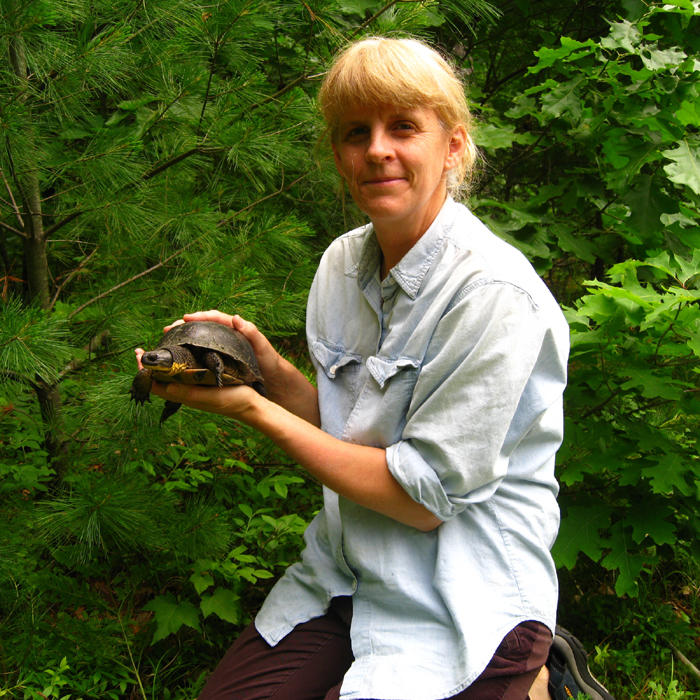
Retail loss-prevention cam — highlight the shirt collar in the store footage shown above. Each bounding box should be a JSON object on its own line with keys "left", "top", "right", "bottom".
{"left": 356, "top": 197, "right": 456, "bottom": 300}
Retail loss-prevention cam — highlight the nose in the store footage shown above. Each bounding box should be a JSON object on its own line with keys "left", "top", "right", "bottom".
{"left": 365, "top": 127, "right": 394, "bottom": 163}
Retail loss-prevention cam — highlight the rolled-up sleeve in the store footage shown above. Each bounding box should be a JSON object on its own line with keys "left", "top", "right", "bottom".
{"left": 386, "top": 280, "right": 563, "bottom": 521}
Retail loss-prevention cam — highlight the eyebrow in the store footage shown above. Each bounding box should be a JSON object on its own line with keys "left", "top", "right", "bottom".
{"left": 339, "top": 109, "right": 422, "bottom": 126}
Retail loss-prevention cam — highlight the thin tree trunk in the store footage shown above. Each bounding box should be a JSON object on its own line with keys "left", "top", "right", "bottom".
{"left": 8, "top": 29, "right": 66, "bottom": 462}
{"left": 8, "top": 30, "right": 51, "bottom": 309}
{"left": 22, "top": 225, "right": 51, "bottom": 309}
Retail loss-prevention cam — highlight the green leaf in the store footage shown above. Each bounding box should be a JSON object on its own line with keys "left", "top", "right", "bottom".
{"left": 529, "top": 38, "right": 596, "bottom": 74}
{"left": 473, "top": 123, "right": 535, "bottom": 150}
{"left": 627, "top": 506, "right": 678, "bottom": 546}
{"left": 642, "top": 453, "right": 695, "bottom": 496}
{"left": 676, "top": 97, "right": 700, "bottom": 127}
{"left": 600, "top": 19, "right": 641, "bottom": 53}
{"left": 540, "top": 77, "right": 584, "bottom": 120}
{"left": 190, "top": 570, "right": 214, "bottom": 595}
{"left": 552, "top": 504, "right": 610, "bottom": 569}
{"left": 662, "top": 138, "right": 700, "bottom": 195}
{"left": 638, "top": 45, "right": 687, "bottom": 72}
{"left": 600, "top": 525, "right": 649, "bottom": 597}
{"left": 621, "top": 369, "right": 684, "bottom": 400}
{"left": 200, "top": 587, "right": 241, "bottom": 624}
{"left": 143, "top": 595, "right": 200, "bottom": 643}
{"left": 622, "top": 175, "right": 677, "bottom": 238}
{"left": 660, "top": 0, "right": 699, "bottom": 16}
{"left": 552, "top": 224, "right": 597, "bottom": 263}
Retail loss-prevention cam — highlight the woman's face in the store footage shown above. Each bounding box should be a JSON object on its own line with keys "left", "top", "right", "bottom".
{"left": 332, "top": 103, "right": 466, "bottom": 238}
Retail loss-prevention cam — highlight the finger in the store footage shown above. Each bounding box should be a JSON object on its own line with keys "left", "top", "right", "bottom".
{"left": 230, "top": 314, "right": 274, "bottom": 359}
{"left": 135, "top": 347, "right": 145, "bottom": 370}
{"left": 230, "top": 314, "right": 259, "bottom": 338}
{"left": 163, "top": 318, "right": 186, "bottom": 332}
{"left": 182, "top": 309, "right": 234, "bottom": 327}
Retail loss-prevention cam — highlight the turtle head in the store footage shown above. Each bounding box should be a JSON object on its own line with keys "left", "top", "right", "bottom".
{"left": 141, "top": 348, "right": 174, "bottom": 369}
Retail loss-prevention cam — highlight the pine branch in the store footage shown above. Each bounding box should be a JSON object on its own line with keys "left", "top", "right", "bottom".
{"left": 248, "top": 74, "right": 312, "bottom": 112}
{"left": 0, "top": 166, "right": 27, "bottom": 236}
{"left": 67, "top": 243, "right": 194, "bottom": 320}
{"left": 69, "top": 172, "right": 310, "bottom": 319}
{"left": 350, "top": 0, "right": 401, "bottom": 37}
{"left": 142, "top": 147, "right": 201, "bottom": 181}
{"left": 198, "top": 0, "right": 257, "bottom": 134}
{"left": 49, "top": 246, "right": 99, "bottom": 311}
{"left": 56, "top": 329, "right": 111, "bottom": 381}
{"left": 216, "top": 172, "right": 307, "bottom": 227}
{"left": 247, "top": 0, "right": 422, "bottom": 113}
{"left": 0, "top": 369, "right": 39, "bottom": 392}
{"left": 0, "top": 220, "right": 26, "bottom": 237}
{"left": 44, "top": 210, "right": 83, "bottom": 237}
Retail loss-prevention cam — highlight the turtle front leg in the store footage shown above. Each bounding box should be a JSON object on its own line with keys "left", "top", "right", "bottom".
{"left": 130, "top": 368, "right": 153, "bottom": 404}
{"left": 202, "top": 350, "right": 225, "bottom": 388}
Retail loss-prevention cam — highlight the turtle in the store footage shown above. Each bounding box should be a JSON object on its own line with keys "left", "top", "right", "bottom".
{"left": 130, "top": 321, "right": 266, "bottom": 423}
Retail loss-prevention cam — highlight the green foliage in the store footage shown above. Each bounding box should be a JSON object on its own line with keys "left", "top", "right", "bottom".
{"left": 471, "top": 0, "right": 700, "bottom": 605}
{"left": 0, "top": 0, "right": 698, "bottom": 697}
{"left": 0, "top": 655, "right": 134, "bottom": 700}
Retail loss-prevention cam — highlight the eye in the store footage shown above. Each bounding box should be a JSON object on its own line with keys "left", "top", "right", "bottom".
{"left": 392, "top": 121, "right": 416, "bottom": 134}
{"left": 342, "top": 125, "right": 369, "bottom": 142}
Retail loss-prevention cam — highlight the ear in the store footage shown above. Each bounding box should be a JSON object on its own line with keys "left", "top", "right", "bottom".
{"left": 444, "top": 124, "right": 468, "bottom": 172}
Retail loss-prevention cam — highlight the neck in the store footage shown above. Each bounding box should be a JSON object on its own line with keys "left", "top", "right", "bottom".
{"left": 373, "top": 194, "right": 448, "bottom": 277}
{"left": 376, "top": 228, "right": 420, "bottom": 279}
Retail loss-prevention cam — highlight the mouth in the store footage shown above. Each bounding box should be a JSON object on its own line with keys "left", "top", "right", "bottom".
{"left": 362, "top": 176, "right": 405, "bottom": 186}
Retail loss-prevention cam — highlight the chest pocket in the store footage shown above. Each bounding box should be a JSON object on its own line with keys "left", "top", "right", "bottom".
{"left": 310, "top": 339, "right": 362, "bottom": 379}
{"left": 343, "top": 355, "right": 422, "bottom": 445}
{"left": 366, "top": 355, "right": 420, "bottom": 390}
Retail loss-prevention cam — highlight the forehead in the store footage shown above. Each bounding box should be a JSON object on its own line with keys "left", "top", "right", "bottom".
{"left": 337, "top": 103, "right": 439, "bottom": 125}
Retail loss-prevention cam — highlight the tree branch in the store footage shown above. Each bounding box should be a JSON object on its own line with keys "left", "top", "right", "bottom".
{"left": 142, "top": 147, "right": 201, "bottom": 181}
{"left": 669, "top": 641, "right": 700, "bottom": 682}
{"left": 0, "top": 369, "right": 39, "bottom": 393}
{"left": 0, "top": 219, "right": 27, "bottom": 238}
{"left": 69, "top": 171, "right": 310, "bottom": 319}
{"left": 351, "top": 0, "right": 398, "bottom": 38}
{"left": 56, "top": 329, "right": 111, "bottom": 381}
{"left": 0, "top": 166, "right": 26, "bottom": 234}
{"left": 67, "top": 243, "right": 195, "bottom": 320}
{"left": 49, "top": 246, "right": 99, "bottom": 311}
{"left": 44, "top": 210, "right": 83, "bottom": 238}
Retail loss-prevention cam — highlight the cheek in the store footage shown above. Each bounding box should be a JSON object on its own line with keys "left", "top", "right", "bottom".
{"left": 334, "top": 150, "right": 357, "bottom": 183}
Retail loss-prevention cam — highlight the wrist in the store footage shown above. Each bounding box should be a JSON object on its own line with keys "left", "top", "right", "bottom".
{"left": 239, "top": 387, "right": 273, "bottom": 430}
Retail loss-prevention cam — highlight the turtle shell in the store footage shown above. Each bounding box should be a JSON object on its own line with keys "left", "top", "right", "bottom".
{"left": 147, "top": 321, "right": 263, "bottom": 388}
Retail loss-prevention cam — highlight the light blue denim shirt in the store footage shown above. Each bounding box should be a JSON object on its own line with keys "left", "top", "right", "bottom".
{"left": 256, "top": 198, "right": 570, "bottom": 700}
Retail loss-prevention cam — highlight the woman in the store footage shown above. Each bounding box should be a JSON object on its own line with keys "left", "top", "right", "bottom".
{"left": 137, "top": 37, "right": 612, "bottom": 700}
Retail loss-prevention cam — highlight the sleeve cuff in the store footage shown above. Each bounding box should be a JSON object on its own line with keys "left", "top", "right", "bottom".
{"left": 386, "top": 440, "right": 505, "bottom": 522}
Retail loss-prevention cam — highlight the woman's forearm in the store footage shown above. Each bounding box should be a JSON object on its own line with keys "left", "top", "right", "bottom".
{"left": 244, "top": 394, "right": 441, "bottom": 532}
{"left": 262, "top": 354, "right": 321, "bottom": 427}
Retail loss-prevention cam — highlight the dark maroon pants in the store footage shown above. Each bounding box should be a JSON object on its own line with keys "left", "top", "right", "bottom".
{"left": 198, "top": 597, "right": 551, "bottom": 700}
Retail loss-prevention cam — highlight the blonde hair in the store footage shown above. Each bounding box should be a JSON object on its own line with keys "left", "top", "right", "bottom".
{"left": 318, "top": 37, "right": 477, "bottom": 193}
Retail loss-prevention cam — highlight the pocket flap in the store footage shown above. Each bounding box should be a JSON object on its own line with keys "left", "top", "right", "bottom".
{"left": 311, "top": 339, "right": 362, "bottom": 379}
{"left": 366, "top": 355, "right": 420, "bottom": 389}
